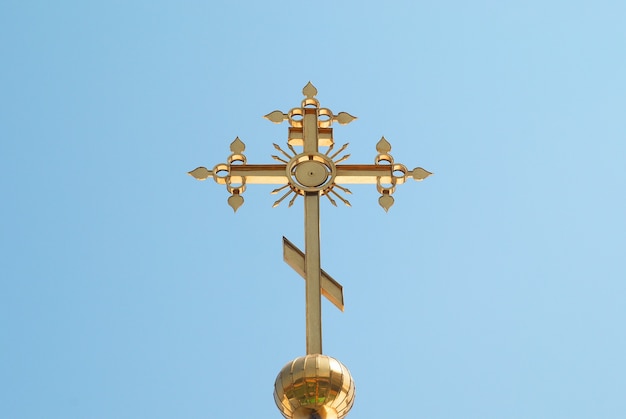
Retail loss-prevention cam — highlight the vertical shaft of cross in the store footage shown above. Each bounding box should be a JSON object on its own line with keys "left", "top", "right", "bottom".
{"left": 303, "top": 106, "right": 323, "bottom": 355}
{"left": 304, "top": 194, "right": 322, "bottom": 354}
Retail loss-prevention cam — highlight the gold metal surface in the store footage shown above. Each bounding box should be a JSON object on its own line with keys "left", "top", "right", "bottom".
{"left": 304, "top": 191, "right": 322, "bottom": 354}
{"left": 190, "top": 83, "right": 431, "bottom": 418}
{"left": 283, "top": 237, "right": 344, "bottom": 311}
{"left": 274, "top": 354, "right": 355, "bottom": 419}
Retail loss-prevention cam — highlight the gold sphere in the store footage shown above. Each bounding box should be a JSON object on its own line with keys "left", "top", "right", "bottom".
{"left": 274, "top": 354, "right": 355, "bottom": 419}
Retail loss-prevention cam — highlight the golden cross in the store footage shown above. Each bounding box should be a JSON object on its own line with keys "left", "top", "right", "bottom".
{"left": 189, "top": 82, "right": 431, "bottom": 355}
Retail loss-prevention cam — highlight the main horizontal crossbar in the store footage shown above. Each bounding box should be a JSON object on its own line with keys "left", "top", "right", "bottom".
{"left": 229, "top": 164, "right": 394, "bottom": 185}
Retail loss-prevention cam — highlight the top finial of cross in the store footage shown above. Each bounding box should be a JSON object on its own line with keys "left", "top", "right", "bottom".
{"left": 303, "top": 81, "right": 318, "bottom": 99}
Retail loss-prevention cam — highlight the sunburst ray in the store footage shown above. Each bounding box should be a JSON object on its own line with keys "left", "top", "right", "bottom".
{"left": 271, "top": 184, "right": 290, "bottom": 194}
{"left": 323, "top": 192, "right": 338, "bottom": 207}
{"left": 273, "top": 143, "right": 294, "bottom": 159}
{"left": 324, "top": 143, "right": 335, "bottom": 156}
{"left": 287, "top": 143, "right": 298, "bottom": 156}
{"left": 329, "top": 143, "right": 349, "bottom": 160}
{"left": 273, "top": 189, "right": 295, "bottom": 207}
{"left": 329, "top": 188, "right": 351, "bottom": 207}
{"left": 333, "top": 153, "right": 350, "bottom": 164}
{"left": 272, "top": 155, "right": 289, "bottom": 164}
{"left": 288, "top": 192, "right": 299, "bottom": 207}
{"left": 333, "top": 184, "right": 352, "bottom": 195}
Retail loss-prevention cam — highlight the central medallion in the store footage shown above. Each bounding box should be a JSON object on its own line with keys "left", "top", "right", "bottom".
{"left": 287, "top": 152, "right": 336, "bottom": 194}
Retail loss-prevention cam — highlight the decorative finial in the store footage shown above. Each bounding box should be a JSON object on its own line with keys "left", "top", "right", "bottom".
{"left": 264, "top": 110, "right": 287, "bottom": 124}
{"left": 379, "top": 191, "right": 395, "bottom": 212}
{"left": 229, "top": 137, "right": 245, "bottom": 154}
{"left": 227, "top": 193, "right": 243, "bottom": 212}
{"left": 376, "top": 136, "right": 392, "bottom": 153}
{"left": 302, "top": 81, "right": 318, "bottom": 98}
{"left": 333, "top": 112, "right": 357, "bottom": 125}
{"left": 412, "top": 167, "right": 433, "bottom": 180}
{"left": 188, "top": 167, "right": 212, "bottom": 180}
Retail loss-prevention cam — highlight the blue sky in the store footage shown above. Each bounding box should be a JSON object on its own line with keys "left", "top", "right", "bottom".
{"left": 2, "top": 1, "right": 626, "bottom": 418}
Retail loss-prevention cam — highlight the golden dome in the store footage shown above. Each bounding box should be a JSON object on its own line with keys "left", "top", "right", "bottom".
{"left": 274, "top": 354, "right": 355, "bottom": 419}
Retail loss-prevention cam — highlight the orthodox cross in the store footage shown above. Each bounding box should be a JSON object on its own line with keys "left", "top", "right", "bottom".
{"left": 189, "top": 82, "right": 431, "bottom": 355}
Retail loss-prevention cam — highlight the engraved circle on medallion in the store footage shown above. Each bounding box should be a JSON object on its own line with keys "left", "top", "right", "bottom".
{"left": 294, "top": 161, "right": 328, "bottom": 187}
